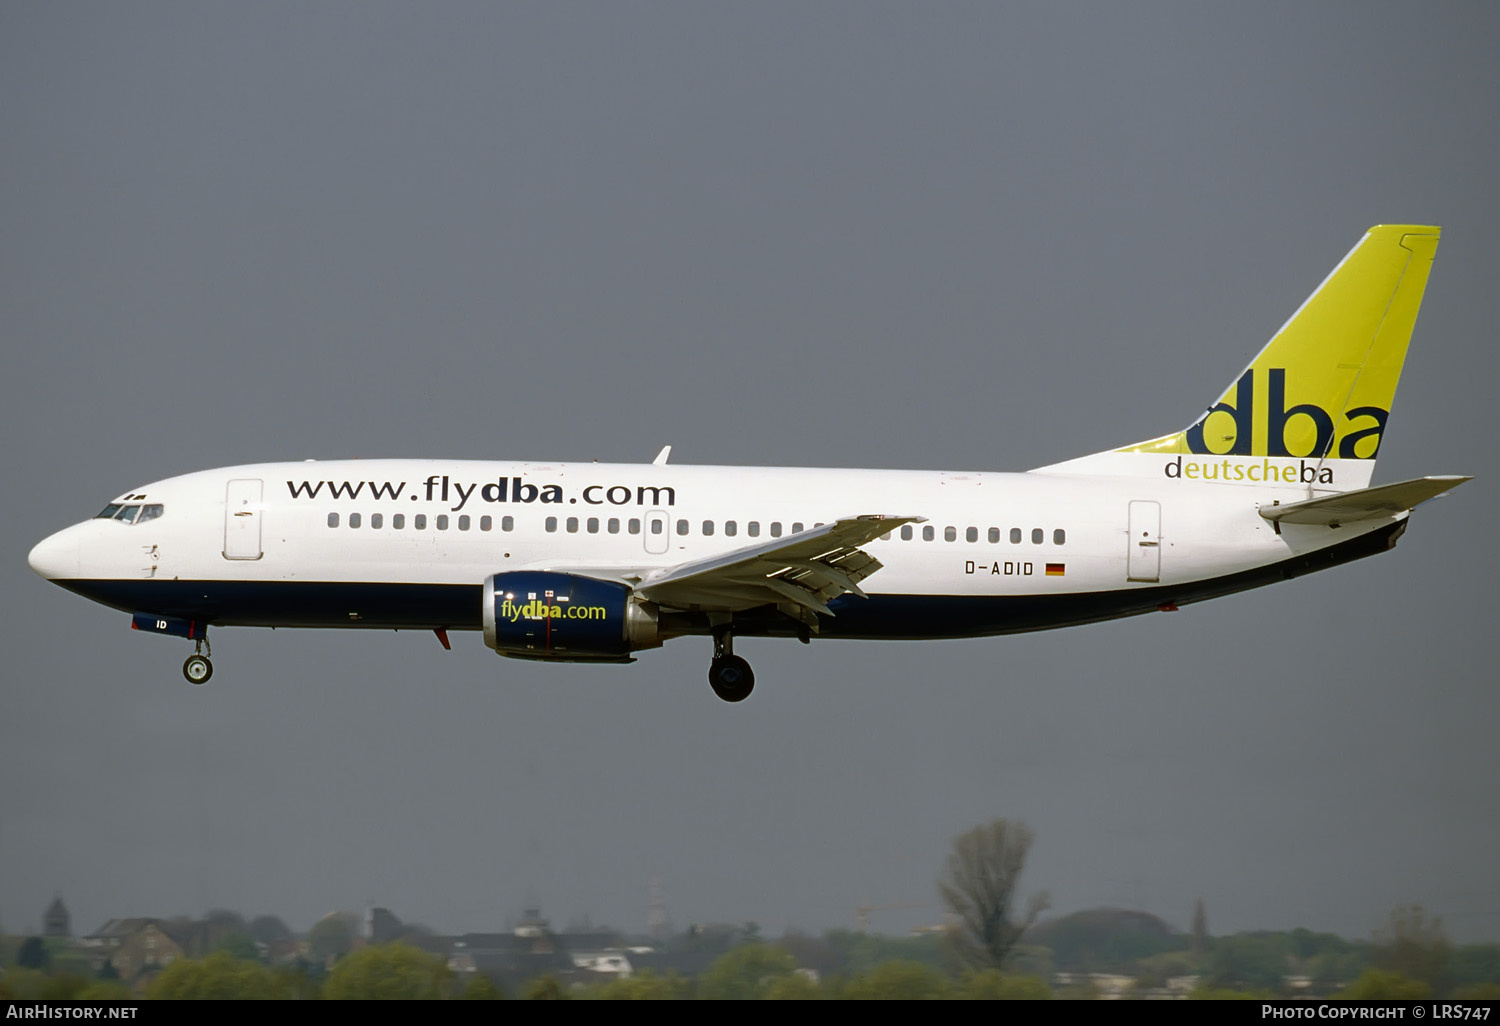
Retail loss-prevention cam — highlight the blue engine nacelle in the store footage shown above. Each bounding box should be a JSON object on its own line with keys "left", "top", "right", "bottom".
{"left": 482, "top": 572, "right": 662, "bottom": 662}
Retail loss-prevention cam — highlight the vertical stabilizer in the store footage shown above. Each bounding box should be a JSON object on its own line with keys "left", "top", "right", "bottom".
{"left": 1034, "top": 225, "right": 1441, "bottom": 491}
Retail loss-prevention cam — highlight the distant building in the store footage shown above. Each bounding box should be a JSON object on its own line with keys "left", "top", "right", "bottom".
{"left": 514, "top": 908, "right": 551, "bottom": 944}
{"left": 83, "top": 919, "right": 188, "bottom": 983}
{"left": 43, "top": 897, "right": 70, "bottom": 939}
{"left": 437, "top": 907, "right": 660, "bottom": 992}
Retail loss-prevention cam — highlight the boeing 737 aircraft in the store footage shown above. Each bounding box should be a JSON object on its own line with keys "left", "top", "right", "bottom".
{"left": 28, "top": 225, "right": 1469, "bottom": 701}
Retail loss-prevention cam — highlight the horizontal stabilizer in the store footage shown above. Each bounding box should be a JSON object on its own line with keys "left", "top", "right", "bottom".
{"left": 1258, "top": 475, "right": 1470, "bottom": 526}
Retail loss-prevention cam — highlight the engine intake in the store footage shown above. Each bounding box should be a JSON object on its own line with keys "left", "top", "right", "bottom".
{"left": 482, "top": 571, "right": 661, "bottom": 662}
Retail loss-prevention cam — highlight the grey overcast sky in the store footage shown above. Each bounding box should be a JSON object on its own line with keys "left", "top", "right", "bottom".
{"left": 2, "top": 2, "right": 1497, "bottom": 943}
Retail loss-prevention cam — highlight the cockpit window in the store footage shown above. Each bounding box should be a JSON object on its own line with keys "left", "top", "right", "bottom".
{"left": 96, "top": 502, "right": 165, "bottom": 524}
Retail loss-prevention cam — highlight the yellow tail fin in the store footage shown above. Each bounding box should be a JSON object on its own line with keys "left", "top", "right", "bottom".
{"left": 1120, "top": 225, "right": 1440, "bottom": 462}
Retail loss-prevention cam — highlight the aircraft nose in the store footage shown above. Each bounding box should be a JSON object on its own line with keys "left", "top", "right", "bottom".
{"left": 28, "top": 527, "right": 80, "bottom": 580}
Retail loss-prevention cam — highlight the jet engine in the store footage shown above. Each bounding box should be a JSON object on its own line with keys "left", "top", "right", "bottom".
{"left": 482, "top": 571, "right": 661, "bottom": 662}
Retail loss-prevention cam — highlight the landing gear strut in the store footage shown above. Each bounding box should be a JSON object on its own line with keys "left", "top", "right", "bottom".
{"left": 183, "top": 636, "right": 213, "bottom": 685}
{"left": 708, "top": 627, "right": 754, "bottom": 702}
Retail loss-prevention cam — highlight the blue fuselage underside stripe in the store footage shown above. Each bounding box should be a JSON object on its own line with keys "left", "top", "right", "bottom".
{"left": 56, "top": 520, "right": 1401, "bottom": 640}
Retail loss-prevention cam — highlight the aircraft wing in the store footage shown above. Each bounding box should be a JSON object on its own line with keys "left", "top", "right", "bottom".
{"left": 635, "top": 515, "right": 924, "bottom": 628}
{"left": 1258, "top": 475, "right": 1471, "bottom": 526}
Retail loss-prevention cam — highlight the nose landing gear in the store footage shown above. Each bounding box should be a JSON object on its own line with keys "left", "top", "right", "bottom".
{"left": 708, "top": 627, "right": 754, "bottom": 703}
{"left": 182, "top": 637, "right": 213, "bottom": 685}
{"left": 129, "top": 613, "right": 215, "bottom": 685}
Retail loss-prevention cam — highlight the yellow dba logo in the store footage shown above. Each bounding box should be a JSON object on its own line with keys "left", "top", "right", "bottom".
{"left": 499, "top": 599, "right": 609, "bottom": 624}
{"left": 1185, "top": 369, "right": 1388, "bottom": 460}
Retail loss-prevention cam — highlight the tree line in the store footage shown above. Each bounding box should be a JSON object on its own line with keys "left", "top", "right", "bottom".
{"left": 4, "top": 817, "right": 1496, "bottom": 999}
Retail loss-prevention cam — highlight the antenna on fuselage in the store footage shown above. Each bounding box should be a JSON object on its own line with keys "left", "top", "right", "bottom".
{"left": 653, "top": 445, "right": 672, "bottom": 465}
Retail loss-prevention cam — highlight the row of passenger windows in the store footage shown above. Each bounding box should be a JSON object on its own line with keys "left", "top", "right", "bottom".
{"left": 893, "top": 525, "right": 1066, "bottom": 545}
{"left": 328, "top": 512, "right": 652, "bottom": 535}
{"left": 326, "top": 512, "right": 1065, "bottom": 545}
{"left": 329, "top": 512, "right": 514, "bottom": 532}
{"left": 628, "top": 519, "right": 813, "bottom": 538}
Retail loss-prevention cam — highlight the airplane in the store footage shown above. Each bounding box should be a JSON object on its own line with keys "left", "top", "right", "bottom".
{"left": 27, "top": 225, "right": 1469, "bottom": 702}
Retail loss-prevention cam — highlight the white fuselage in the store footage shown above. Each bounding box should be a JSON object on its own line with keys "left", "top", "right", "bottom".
{"left": 28, "top": 458, "right": 1400, "bottom": 642}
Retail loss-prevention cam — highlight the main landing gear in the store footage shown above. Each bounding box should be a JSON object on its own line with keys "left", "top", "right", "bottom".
{"left": 182, "top": 637, "right": 213, "bottom": 685}
{"left": 708, "top": 627, "right": 754, "bottom": 703}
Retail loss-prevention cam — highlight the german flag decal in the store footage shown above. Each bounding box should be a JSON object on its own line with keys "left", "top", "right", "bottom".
{"left": 1046, "top": 563, "right": 1066, "bottom": 576}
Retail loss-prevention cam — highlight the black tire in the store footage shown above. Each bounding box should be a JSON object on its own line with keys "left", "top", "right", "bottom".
{"left": 183, "top": 655, "right": 213, "bottom": 685}
{"left": 708, "top": 655, "right": 755, "bottom": 703}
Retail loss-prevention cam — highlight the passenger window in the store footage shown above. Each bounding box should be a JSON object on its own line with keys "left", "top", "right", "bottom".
{"left": 748, "top": 522, "right": 760, "bottom": 538}
{"left": 725, "top": 521, "right": 737, "bottom": 537}
{"left": 393, "top": 514, "right": 405, "bottom": 529}
{"left": 1010, "top": 528, "right": 1022, "bottom": 544}
{"left": 702, "top": 520, "right": 715, "bottom": 536}
{"left": 607, "top": 518, "right": 619, "bottom": 534}
{"left": 944, "top": 526, "right": 957, "bottom": 542}
{"left": 459, "top": 515, "right": 470, "bottom": 531}
{"left": 138, "top": 505, "right": 164, "bottom": 524}
{"left": 1054, "top": 529, "right": 1066, "bottom": 545}
{"left": 546, "top": 517, "right": 558, "bottom": 533}
{"left": 350, "top": 513, "right": 362, "bottom": 529}
{"left": 415, "top": 514, "right": 427, "bottom": 530}
{"left": 96, "top": 504, "right": 123, "bottom": 520}
{"left": 792, "top": 522, "right": 804, "bottom": 533}
{"left": 881, "top": 531, "right": 892, "bottom": 541}
{"left": 437, "top": 515, "right": 449, "bottom": 530}
{"left": 479, "top": 516, "right": 491, "bottom": 531}
{"left": 628, "top": 519, "right": 641, "bottom": 535}
{"left": 650, "top": 519, "right": 663, "bottom": 535}
{"left": 965, "top": 527, "right": 977, "bottom": 543}
{"left": 371, "top": 513, "right": 383, "bottom": 529}
{"left": 988, "top": 527, "right": 1000, "bottom": 543}
{"left": 922, "top": 526, "right": 935, "bottom": 542}
{"left": 328, "top": 512, "right": 339, "bottom": 528}
{"left": 770, "top": 522, "right": 782, "bottom": 538}
{"left": 503, "top": 516, "right": 514, "bottom": 532}
{"left": 1031, "top": 528, "right": 1043, "bottom": 544}
{"left": 587, "top": 517, "right": 599, "bottom": 533}
{"left": 901, "top": 525, "right": 913, "bottom": 541}
{"left": 567, "top": 517, "right": 579, "bottom": 533}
